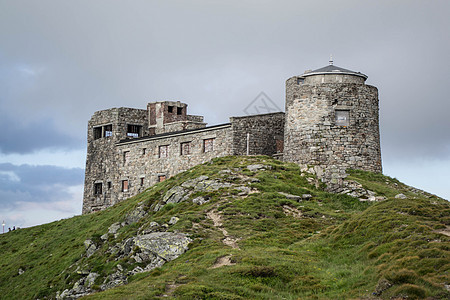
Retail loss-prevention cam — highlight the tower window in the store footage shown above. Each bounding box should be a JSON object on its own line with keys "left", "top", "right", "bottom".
{"left": 104, "top": 124, "right": 112, "bottom": 137}
{"left": 168, "top": 106, "right": 174, "bottom": 113}
{"left": 127, "top": 125, "right": 142, "bottom": 138}
{"left": 158, "top": 175, "right": 166, "bottom": 182}
{"left": 140, "top": 177, "right": 144, "bottom": 186}
{"left": 177, "top": 107, "right": 183, "bottom": 115}
{"left": 335, "top": 110, "right": 350, "bottom": 127}
{"left": 94, "top": 182, "right": 102, "bottom": 195}
{"left": 93, "top": 127, "right": 102, "bottom": 140}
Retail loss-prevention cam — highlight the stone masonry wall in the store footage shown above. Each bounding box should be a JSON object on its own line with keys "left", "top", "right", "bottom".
{"left": 284, "top": 76, "right": 381, "bottom": 191}
{"left": 83, "top": 107, "right": 148, "bottom": 214}
{"left": 230, "top": 113, "right": 285, "bottom": 156}
{"left": 93, "top": 124, "right": 233, "bottom": 211}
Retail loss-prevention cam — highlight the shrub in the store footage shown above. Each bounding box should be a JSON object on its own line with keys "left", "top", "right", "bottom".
{"left": 239, "top": 266, "right": 276, "bottom": 278}
{"left": 391, "top": 283, "right": 427, "bottom": 299}
{"left": 385, "top": 268, "right": 418, "bottom": 284}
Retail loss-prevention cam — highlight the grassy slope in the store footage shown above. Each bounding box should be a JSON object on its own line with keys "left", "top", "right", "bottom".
{"left": 0, "top": 156, "right": 448, "bottom": 299}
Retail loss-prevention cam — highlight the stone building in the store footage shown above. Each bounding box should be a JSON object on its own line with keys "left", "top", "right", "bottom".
{"left": 83, "top": 62, "right": 381, "bottom": 214}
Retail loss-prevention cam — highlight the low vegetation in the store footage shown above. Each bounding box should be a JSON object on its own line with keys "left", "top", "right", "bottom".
{"left": 0, "top": 156, "right": 448, "bottom": 299}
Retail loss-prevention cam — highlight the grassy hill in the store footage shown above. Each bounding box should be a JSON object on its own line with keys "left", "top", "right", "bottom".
{"left": 0, "top": 156, "right": 449, "bottom": 299}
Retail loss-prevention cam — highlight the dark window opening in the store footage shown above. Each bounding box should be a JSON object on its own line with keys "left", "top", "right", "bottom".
{"left": 276, "top": 139, "right": 284, "bottom": 153}
{"left": 94, "top": 183, "right": 102, "bottom": 195}
{"left": 177, "top": 107, "right": 183, "bottom": 115}
{"left": 122, "top": 180, "right": 129, "bottom": 192}
{"left": 142, "top": 148, "right": 146, "bottom": 155}
{"left": 158, "top": 175, "right": 166, "bottom": 182}
{"left": 140, "top": 177, "right": 144, "bottom": 186}
{"left": 93, "top": 127, "right": 102, "bottom": 140}
{"left": 335, "top": 110, "right": 350, "bottom": 127}
{"left": 127, "top": 125, "right": 142, "bottom": 138}
{"left": 159, "top": 145, "right": 169, "bottom": 158}
{"left": 297, "top": 78, "right": 304, "bottom": 84}
{"left": 107, "top": 181, "right": 112, "bottom": 189}
{"left": 180, "top": 142, "right": 191, "bottom": 155}
{"left": 104, "top": 124, "right": 112, "bottom": 137}
{"left": 168, "top": 106, "right": 174, "bottom": 113}
{"left": 123, "top": 151, "right": 130, "bottom": 164}
{"left": 203, "top": 138, "right": 214, "bottom": 153}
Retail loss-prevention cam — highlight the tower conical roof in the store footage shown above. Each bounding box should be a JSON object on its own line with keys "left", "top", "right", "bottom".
{"left": 302, "top": 64, "right": 368, "bottom": 80}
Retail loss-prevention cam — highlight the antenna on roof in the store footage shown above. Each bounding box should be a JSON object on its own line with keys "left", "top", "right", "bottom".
{"left": 329, "top": 55, "right": 333, "bottom": 65}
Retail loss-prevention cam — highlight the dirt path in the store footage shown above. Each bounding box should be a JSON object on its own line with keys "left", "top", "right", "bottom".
{"left": 206, "top": 210, "right": 240, "bottom": 249}
{"left": 210, "top": 255, "right": 235, "bottom": 269}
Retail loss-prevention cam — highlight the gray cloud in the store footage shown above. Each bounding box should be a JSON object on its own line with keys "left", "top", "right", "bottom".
{"left": 0, "top": 0, "right": 448, "bottom": 200}
{"left": 0, "top": 114, "right": 84, "bottom": 154}
{"left": 0, "top": 163, "right": 84, "bottom": 210}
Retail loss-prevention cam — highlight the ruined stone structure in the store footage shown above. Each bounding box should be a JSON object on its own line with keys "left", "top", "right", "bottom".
{"left": 83, "top": 62, "right": 381, "bottom": 214}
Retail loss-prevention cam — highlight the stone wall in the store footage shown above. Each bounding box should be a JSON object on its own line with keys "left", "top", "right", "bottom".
{"left": 83, "top": 107, "right": 148, "bottom": 214}
{"left": 230, "top": 113, "right": 285, "bottom": 156}
{"left": 284, "top": 76, "right": 381, "bottom": 191}
{"left": 83, "top": 124, "right": 233, "bottom": 213}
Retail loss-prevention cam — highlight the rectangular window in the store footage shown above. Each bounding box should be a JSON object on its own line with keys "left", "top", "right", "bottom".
{"left": 159, "top": 145, "right": 169, "bottom": 158}
{"left": 180, "top": 142, "right": 191, "bottom": 155}
{"left": 177, "top": 107, "right": 183, "bottom": 115}
{"left": 140, "top": 177, "right": 144, "bottom": 186}
{"left": 142, "top": 148, "right": 146, "bottom": 155}
{"left": 122, "top": 180, "right": 129, "bottom": 192}
{"left": 104, "top": 124, "right": 112, "bottom": 137}
{"left": 127, "top": 124, "right": 142, "bottom": 138}
{"left": 123, "top": 151, "right": 130, "bottom": 164}
{"left": 276, "top": 139, "right": 284, "bottom": 153}
{"left": 107, "top": 181, "right": 112, "bottom": 189}
{"left": 168, "top": 106, "right": 174, "bottom": 113}
{"left": 203, "top": 138, "right": 214, "bottom": 153}
{"left": 158, "top": 175, "right": 166, "bottom": 182}
{"left": 93, "top": 127, "right": 102, "bottom": 140}
{"left": 335, "top": 110, "right": 350, "bottom": 127}
{"left": 94, "top": 182, "right": 102, "bottom": 195}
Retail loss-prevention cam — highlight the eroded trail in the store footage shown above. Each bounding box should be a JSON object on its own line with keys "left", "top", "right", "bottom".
{"left": 206, "top": 210, "right": 240, "bottom": 249}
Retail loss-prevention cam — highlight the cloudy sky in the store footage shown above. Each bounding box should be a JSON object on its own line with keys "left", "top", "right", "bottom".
{"left": 0, "top": 0, "right": 449, "bottom": 229}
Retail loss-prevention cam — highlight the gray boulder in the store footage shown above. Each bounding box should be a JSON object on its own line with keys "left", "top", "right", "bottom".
{"left": 247, "top": 164, "right": 269, "bottom": 172}
{"left": 395, "top": 193, "right": 407, "bottom": 199}
{"left": 278, "top": 192, "right": 301, "bottom": 201}
{"left": 108, "top": 223, "right": 121, "bottom": 234}
{"left": 169, "top": 216, "right": 179, "bottom": 225}
{"left": 192, "top": 196, "right": 210, "bottom": 205}
{"left": 125, "top": 205, "right": 147, "bottom": 224}
{"left": 84, "top": 239, "right": 97, "bottom": 258}
{"left": 134, "top": 232, "right": 192, "bottom": 262}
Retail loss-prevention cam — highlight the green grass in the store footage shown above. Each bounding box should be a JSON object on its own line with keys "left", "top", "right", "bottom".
{"left": 0, "top": 156, "right": 448, "bottom": 299}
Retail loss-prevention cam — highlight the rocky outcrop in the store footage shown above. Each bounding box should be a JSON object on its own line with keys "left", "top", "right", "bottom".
{"left": 59, "top": 220, "right": 191, "bottom": 299}
{"left": 153, "top": 175, "right": 235, "bottom": 211}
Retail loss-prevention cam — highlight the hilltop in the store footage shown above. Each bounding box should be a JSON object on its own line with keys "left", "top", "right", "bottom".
{"left": 0, "top": 156, "right": 449, "bottom": 299}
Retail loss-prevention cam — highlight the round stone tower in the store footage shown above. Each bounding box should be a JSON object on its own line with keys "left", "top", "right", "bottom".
{"left": 283, "top": 61, "right": 382, "bottom": 190}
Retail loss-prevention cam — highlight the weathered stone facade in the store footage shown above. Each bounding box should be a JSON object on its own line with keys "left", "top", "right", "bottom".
{"left": 284, "top": 64, "right": 382, "bottom": 191}
{"left": 83, "top": 62, "right": 382, "bottom": 213}
{"left": 83, "top": 108, "right": 284, "bottom": 213}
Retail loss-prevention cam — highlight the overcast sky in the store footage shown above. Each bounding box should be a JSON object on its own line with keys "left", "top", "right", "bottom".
{"left": 0, "top": 0, "right": 449, "bottom": 229}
